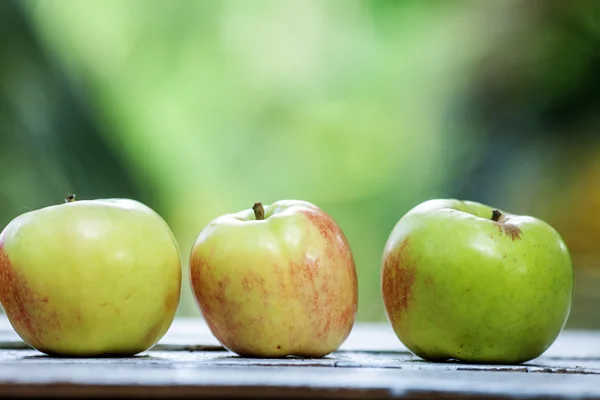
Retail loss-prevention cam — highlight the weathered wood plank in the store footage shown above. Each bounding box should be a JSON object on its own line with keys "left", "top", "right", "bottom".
{"left": 0, "top": 358, "right": 599, "bottom": 399}
{"left": 2, "top": 348, "right": 599, "bottom": 374}
{"left": 3, "top": 316, "right": 600, "bottom": 398}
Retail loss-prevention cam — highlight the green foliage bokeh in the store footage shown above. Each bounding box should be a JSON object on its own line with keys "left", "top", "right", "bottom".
{"left": 2, "top": 0, "right": 599, "bottom": 325}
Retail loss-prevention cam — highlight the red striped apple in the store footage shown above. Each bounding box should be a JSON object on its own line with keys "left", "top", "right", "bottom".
{"left": 189, "top": 200, "right": 358, "bottom": 358}
{"left": 0, "top": 196, "right": 182, "bottom": 357}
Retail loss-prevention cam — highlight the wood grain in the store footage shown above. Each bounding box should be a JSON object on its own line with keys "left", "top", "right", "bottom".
{"left": 1, "top": 317, "right": 600, "bottom": 399}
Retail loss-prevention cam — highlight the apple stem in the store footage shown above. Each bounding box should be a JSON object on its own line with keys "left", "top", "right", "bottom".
{"left": 491, "top": 209, "right": 502, "bottom": 222}
{"left": 65, "top": 194, "right": 76, "bottom": 203}
{"left": 253, "top": 202, "right": 265, "bottom": 220}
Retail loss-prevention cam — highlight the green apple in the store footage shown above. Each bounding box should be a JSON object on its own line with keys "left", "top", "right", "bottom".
{"left": 189, "top": 200, "right": 358, "bottom": 358}
{"left": 0, "top": 195, "right": 182, "bottom": 357}
{"left": 381, "top": 199, "right": 573, "bottom": 364}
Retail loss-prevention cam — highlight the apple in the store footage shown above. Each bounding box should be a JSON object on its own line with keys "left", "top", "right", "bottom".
{"left": 0, "top": 195, "right": 182, "bottom": 357}
{"left": 189, "top": 200, "right": 358, "bottom": 358}
{"left": 381, "top": 199, "right": 573, "bottom": 364}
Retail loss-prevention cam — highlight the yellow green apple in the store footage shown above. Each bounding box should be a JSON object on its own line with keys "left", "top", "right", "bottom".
{"left": 189, "top": 200, "right": 358, "bottom": 358}
{"left": 381, "top": 199, "right": 573, "bottom": 364}
{"left": 0, "top": 195, "right": 182, "bottom": 357}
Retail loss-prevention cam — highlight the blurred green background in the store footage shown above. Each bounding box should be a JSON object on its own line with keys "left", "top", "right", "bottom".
{"left": 1, "top": 0, "right": 600, "bottom": 327}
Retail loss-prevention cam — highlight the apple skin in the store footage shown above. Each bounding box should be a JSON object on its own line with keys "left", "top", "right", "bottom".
{"left": 189, "top": 200, "right": 358, "bottom": 358}
{"left": 0, "top": 198, "right": 182, "bottom": 357}
{"left": 381, "top": 199, "right": 573, "bottom": 364}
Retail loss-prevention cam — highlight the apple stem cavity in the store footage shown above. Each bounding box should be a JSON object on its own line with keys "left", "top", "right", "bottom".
{"left": 65, "top": 194, "right": 77, "bottom": 203}
{"left": 491, "top": 209, "right": 502, "bottom": 222}
{"left": 253, "top": 202, "right": 265, "bottom": 220}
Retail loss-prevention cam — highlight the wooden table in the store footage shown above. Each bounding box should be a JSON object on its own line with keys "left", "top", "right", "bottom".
{"left": 1, "top": 316, "right": 600, "bottom": 399}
